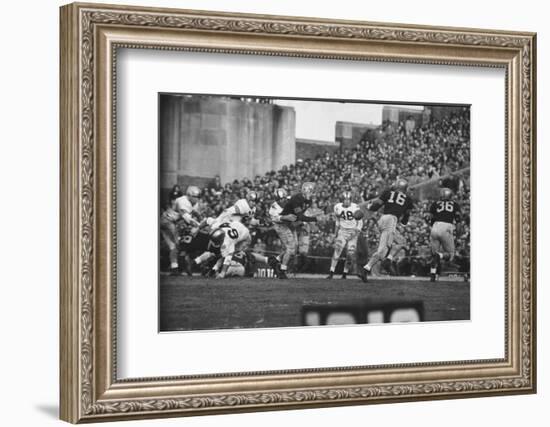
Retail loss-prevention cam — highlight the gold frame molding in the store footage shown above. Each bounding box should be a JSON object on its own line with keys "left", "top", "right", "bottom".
{"left": 60, "top": 2, "right": 537, "bottom": 423}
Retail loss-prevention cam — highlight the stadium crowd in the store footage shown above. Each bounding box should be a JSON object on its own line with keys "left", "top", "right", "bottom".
{"left": 168, "top": 108, "right": 470, "bottom": 275}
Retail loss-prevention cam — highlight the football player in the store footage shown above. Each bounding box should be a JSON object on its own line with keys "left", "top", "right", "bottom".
{"left": 173, "top": 185, "right": 201, "bottom": 227}
{"left": 211, "top": 190, "right": 259, "bottom": 228}
{"left": 360, "top": 178, "right": 414, "bottom": 282}
{"left": 427, "top": 187, "right": 461, "bottom": 281}
{"left": 193, "top": 228, "right": 225, "bottom": 277}
{"left": 267, "top": 188, "right": 292, "bottom": 272}
{"left": 208, "top": 220, "right": 252, "bottom": 279}
{"left": 273, "top": 182, "right": 321, "bottom": 279}
{"left": 159, "top": 203, "right": 182, "bottom": 275}
{"left": 177, "top": 225, "right": 211, "bottom": 276}
{"left": 327, "top": 191, "right": 363, "bottom": 279}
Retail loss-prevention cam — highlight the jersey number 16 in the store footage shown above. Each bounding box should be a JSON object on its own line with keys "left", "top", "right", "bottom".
{"left": 387, "top": 191, "right": 406, "bottom": 206}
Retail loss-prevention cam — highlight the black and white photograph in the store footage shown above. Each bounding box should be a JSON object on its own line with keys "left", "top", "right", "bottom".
{"left": 158, "top": 93, "right": 471, "bottom": 332}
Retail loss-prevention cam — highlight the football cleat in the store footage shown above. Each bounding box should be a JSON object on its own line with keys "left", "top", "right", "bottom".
{"left": 359, "top": 267, "right": 369, "bottom": 283}
{"left": 267, "top": 256, "right": 281, "bottom": 275}
{"left": 326, "top": 272, "right": 334, "bottom": 279}
{"left": 341, "top": 272, "right": 347, "bottom": 279}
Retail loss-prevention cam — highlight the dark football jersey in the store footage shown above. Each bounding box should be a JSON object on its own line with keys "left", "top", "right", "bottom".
{"left": 231, "top": 251, "right": 255, "bottom": 277}
{"left": 280, "top": 193, "right": 316, "bottom": 222}
{"left": 429, "top": 200, "right": 461, "bottom": 224}
{"left": 179, "top": 230, "right": 219, "bottom": 256}
{"left": 379, "top": 189, "right": 414, "bottom": 218}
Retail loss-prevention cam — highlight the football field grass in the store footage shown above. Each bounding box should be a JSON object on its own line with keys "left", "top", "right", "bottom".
{"left": 159, "top": 275, "right": 470, "bottom": 331}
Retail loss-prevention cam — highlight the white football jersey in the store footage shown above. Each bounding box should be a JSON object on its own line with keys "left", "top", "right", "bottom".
{"left": 334, "top": 202, "right": 362, "bottom": 230}
{"left": 215, "top": 198, "right": 254, "bottom": 225}
{"left": 218, "top": 221, "right": 250, "bottom": 258}
{"left": 173, "top": 195, "right": 197, "bottom": 214}
{"left": 234, "top": 199, "right": 253, "bottom": 216}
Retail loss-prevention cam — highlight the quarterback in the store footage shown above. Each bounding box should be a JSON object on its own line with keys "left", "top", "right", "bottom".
{"left": 360, "top": 178, "right": 414, "bottom": 282}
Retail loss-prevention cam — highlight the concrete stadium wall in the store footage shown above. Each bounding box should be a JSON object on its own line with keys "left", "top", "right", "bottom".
{"left": 159, "top": 95, "right": 296, "bottom": 190}
{"left": 296, "top": 138, "right": 339, "bottom": 160}
{"left": 335, "top": 121, "right": 377, "bottom": 151}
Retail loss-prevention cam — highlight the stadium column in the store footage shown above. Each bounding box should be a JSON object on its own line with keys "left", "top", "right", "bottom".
{"left": 159, "top": 96, "right": 297, "bottom": 191}
{"left": 272, "top": 105, "right": 296, "bottom": 172}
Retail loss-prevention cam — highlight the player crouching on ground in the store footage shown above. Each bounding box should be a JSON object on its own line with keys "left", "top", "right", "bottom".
{"left": 427, "top": 187, "right": 461, "bottom": 281}
{"left": 196, "top": 221, "right": 277, "bottom": 279}
{"left": 327, "top": 191, "right": 363, "bottom": 279}
{"left": 269, "top": 182, "right": 324, "bottom": 279}
{"left": 192, "top": 220, "right": 249, "bottom": 279}
{"left": 359, "top": 178, "right": 414, "bottom": 282}
{"left": 221, "top": 250, "right": 277, "bottom": 278}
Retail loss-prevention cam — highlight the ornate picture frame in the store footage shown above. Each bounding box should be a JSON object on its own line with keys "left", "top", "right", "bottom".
{"left": 60, "top": 2, "right": 536, "bottom": 423}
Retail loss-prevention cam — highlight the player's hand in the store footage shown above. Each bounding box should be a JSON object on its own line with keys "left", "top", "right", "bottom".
{"left": 283, "top": 214, "right": 297, "bottom": 222}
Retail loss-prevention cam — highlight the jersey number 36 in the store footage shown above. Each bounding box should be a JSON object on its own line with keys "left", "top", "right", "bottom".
{"left": 436, "top": 201, "right": 454, "bottom": 212}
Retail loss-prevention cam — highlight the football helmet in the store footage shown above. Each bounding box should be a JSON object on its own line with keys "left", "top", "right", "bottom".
{"left": 186, "top": 185, "right": 201, "bottom": 198}
{"left": 301, "top": 182, "right": 315, "bottom": 200}
{"left": 440, "top": 187, "right": 453, "bottom": 200}
{"left": 342, "top": 191, "right": 352, "bottom": 207}
{"left": 246, "top": 190, "right": 259, "bottom": 203}
{"left": 394, "top": 178, "right": 408, "bottom": 192}
{"left": 274, "top": 188, "right": 288, "bottom": 201}
{"left": 209, "top": 228, "right": 225, "bottom": 247}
